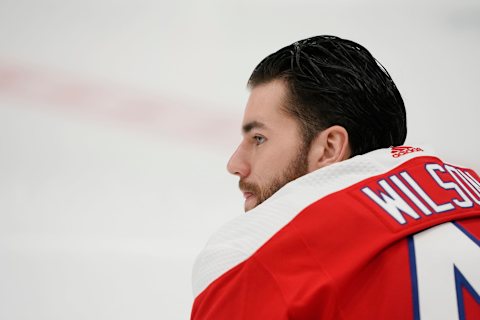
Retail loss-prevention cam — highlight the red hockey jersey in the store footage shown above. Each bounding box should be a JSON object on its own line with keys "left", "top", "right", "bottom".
{"left": 191, "top": 147, "right": 480, "bottom": 320}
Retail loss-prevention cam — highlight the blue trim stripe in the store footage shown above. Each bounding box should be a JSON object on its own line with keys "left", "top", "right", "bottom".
{"left": 408, "top": 236, "right": 420, "bottom": 320}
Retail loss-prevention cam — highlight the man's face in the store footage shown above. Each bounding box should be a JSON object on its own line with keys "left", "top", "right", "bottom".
{"left": 227, "top": 80, "right": 310, "bottom": 212}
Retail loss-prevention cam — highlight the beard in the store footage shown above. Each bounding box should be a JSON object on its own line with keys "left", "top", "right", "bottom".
{"left": 239, "top": 143, "right": 309, "bottom": 212}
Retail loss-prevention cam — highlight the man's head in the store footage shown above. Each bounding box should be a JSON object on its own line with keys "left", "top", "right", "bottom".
{"left": 227, "top": 35, "right": 407, "bottom": 212}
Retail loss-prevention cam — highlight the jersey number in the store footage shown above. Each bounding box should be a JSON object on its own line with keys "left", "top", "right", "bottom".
{"left": 409, "top": 222, "right": 480, "bottom": 319}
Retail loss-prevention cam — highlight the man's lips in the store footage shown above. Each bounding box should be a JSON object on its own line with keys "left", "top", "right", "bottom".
{"left": 242, "top": 191, "right": 254, "bottom": 199}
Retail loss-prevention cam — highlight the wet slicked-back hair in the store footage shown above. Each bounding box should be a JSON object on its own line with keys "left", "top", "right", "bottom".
{"left": 248, "top": 35, "right": 407, "bottom": 157}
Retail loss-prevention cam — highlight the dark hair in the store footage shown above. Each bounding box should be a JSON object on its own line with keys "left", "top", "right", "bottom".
{"left": 248, "top": 35, "right": 407, "bottom": 157}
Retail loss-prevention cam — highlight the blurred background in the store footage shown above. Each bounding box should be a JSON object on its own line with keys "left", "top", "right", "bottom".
{"left": 0, "top": 0, "right": 479, "bottom": 319}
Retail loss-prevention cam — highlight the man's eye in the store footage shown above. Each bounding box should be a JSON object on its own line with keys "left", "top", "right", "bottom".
{"left": 254, "top": 135, "right": 266, "bottom": 145}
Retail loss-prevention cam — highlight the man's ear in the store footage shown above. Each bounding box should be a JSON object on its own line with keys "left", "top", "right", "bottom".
{"left": 307, "top": 125, "right": 351, "bottom": 172}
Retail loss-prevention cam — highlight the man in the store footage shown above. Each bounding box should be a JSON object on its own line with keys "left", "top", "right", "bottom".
{"left": 191, "top": 36, "right": 480, "bottom": 319}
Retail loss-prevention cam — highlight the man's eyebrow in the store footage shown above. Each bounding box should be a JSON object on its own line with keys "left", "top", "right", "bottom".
{"left": 242, "top": 121, "right": 266, "bottom": 134}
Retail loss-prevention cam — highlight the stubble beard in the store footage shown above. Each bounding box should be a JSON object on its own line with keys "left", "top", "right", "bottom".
{"left": 239, "top": 143, "right": 309, "bottom": 212}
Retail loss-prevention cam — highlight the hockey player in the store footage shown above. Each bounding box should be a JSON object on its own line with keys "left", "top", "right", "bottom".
{"left": 191, "top": 36, "right": 480, "bottom": 320}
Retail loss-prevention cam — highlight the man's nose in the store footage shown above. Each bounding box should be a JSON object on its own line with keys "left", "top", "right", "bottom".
{"left": 227, "top": 146, "right": 250, "bottom": 178}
